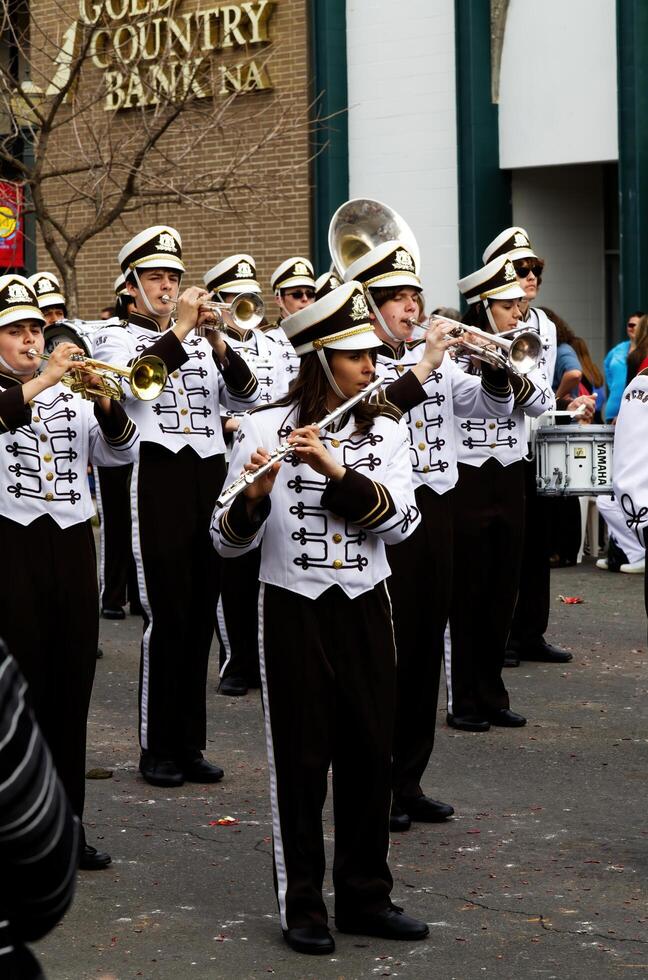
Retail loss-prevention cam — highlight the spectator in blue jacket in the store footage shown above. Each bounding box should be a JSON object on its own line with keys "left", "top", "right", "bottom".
{"left": 604, "top": 311, "right": 643, "bottom": 421}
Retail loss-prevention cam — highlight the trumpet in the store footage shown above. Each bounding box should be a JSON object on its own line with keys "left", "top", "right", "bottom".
{"left": 161, "top": 291, "right": 264, "bottom": 336}
{"left": 410, "top": 316, "right": 542, "bottom": 376}
{"left": 216, "top": 377, "right": 385, "bottom": 509}
{"left": 28, "top": 349, "right": 168, "bottom": 402}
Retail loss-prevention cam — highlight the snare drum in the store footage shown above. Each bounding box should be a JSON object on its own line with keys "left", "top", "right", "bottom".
{"left": 535, "top": 424, "right": 614, "bottom": 495}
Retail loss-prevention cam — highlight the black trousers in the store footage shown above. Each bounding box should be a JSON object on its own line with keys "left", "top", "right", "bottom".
{"left": 0, "top": 514, "right": 98, "bottom": 820}
{"left": 217, "top": 546, "right": 261, "bottom": 686}
{"left": 133, "top": 444, "right": 225, "bottom": 759}
{"left": 96, "top": 463, "right": 140, "bottom": 612}
{"left": 259, "top": 582, "right": 395, "bottom": 931}
{"left": 447, "top": 459, "right": 525, "bottom": 716}
{"left": 509, "top": 457, "right": 551, "bottom": 645}
{"left": 387, "top": 484, "right": 454, "bottom": 801}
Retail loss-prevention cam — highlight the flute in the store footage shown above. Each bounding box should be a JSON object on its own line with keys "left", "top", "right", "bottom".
{"left": 216, "top": 377, "right": 385, "bottom": 508}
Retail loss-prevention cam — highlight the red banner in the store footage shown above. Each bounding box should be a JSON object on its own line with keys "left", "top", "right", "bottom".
{"left": 0, "top": 182, "right": 24, "bottom": 268}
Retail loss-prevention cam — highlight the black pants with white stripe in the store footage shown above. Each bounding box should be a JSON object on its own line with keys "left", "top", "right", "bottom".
{"left": 447, "top": 459, "right": 525, "bottom": 717}
{"left": 218, "top": 546, "right": 261, "bottom": 686}
{"left": 97, "top": 463, "right": 140, "bottom": 613}
{"left": 0, "top": 514, "right": 98, "bottom": 820}
{"left": 387, "top": 484, "right": 454, "bottom": 801}
{"left": 134, "top": 444, "right": 225, "bottom": 760}
{"left": 259, "top": 582, "right": 395, "bottom": 930}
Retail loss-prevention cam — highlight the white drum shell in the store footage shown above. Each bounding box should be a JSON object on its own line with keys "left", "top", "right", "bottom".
{"left": 535, "top": 424, "right": 614, "bottom": 496}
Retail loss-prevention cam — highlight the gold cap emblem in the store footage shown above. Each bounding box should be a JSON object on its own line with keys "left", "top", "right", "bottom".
{"left": 393, "top": 249, "right": 415, "bottom": 271}
{"left": 350, "top": 293, "right": 370, "bottom": 321}
{"left": 156, "top": 232, "right": 178, "bottom": 253}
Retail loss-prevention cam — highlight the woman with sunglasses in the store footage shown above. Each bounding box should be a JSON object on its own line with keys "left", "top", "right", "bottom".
{"left": 266, "top": 257, "right": 317, "bottom": 388}
{"left": 481, "top": 227, "right": 575, "bottom": 667}
{"left": 211, "top": 281, "right": 428, "bottom": 956}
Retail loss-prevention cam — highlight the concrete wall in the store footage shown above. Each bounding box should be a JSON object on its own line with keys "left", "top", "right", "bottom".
{"left": 513, "top": 164, "right": 607, "bottom": 366}
{"left": 345, "top": 0, "right": 460, "bottom": 307}
{"left": 499, "top": 0, "right": 618, "bottom": 169}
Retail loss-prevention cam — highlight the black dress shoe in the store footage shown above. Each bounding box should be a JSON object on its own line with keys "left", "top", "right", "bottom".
{"left": 181, "top": 755, "right": 224, "bottom": 783}
{"left": 446, "top": 712, "right": 490, "bottom": 732}
{"left": 139, "top": 753, "right": 184, "bottom": 787}
{"left": 400, "top": 795, "right": 454, "bottom": 823}
{"left": 283, "top": 926, "right": 335, "bottom": 955}
{"left": 516, "top": 639, "right": 573, "bottom": 663}
{"left": 101, "top": 607, "right": 125, "bottom": 620}
{"left": 487, "top": 708, "right": 527, "bottom": 727}
{"left": 503, "top": 652, "right": 520, "bottom": 667}
{"left": 389, "top": 804, "right": 411, "bottom": 832}
{"left": 219, "top": 675, "right": 248, "bottom": 696}
{"left": 96, "top": 646, "right": 104, "bottom": 659}
{"left": 336, "top": 904, "right": 429, "bottom": 940}
{"left": 79, "top": 844, "right": 112, "bottom": 871}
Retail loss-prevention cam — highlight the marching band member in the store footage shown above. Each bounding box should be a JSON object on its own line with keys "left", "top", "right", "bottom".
{"left": 446, "top": 256, "right": 555, "bottom": 731}
{"left": 0, "top": 274, "right": 139, "bottom": 869}
{"left": 93, "top": 226, "right": 259, "bottom": 789}
{"left": 481, "top": 228, "right": 573, "bottom": 666}
{"left": 203, "top": 254, "right": 285, "bottom": 696}
{"left": 211, "top": 281, "right": 429, "bottom": 955}
{"left": 343, "top": 241, "right": 515, "bottom": 831}
{"left": 27, "top": 271, "right": 67, "bottom": 325}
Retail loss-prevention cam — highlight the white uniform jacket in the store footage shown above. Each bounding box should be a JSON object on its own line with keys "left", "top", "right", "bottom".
{"left": 262, "top": 320, "right": 300, "bottom": 393}
{"left": 612, "top": 370, "right": 648, "bottom": 548}
{"left": 0, "top": 372, "right": 139, "bottom": 528}
{"left": 522, "top": 307, "right": 557, "bottom": 442}
{"left": 375, "top": 341, "right": 515, "bottom": 494}
{"left": 211, "top": 401, "right": 421, "bottom": 599}
{"left": 92, "top": 312, "right": 259, "bottom": 458}
{"left": 453, "top": 358, "right": 555, "bottom": 468}
{"left": 223, "top": 323, "right": 290, "bottom": 408}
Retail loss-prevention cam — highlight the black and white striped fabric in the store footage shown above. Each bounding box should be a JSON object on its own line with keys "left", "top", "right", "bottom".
{"left": 0, "top": 639, "right": 78, "bottom": 979}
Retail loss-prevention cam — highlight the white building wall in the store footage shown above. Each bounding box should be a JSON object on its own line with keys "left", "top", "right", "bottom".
{"left": 499, "top": 0, "right": 618, "bottom": 169}
{"left": 513, "top": 165, "right": 606, "bottom": 366}
{"left": 345, "top": 0, "right": 460, "bottom": 307}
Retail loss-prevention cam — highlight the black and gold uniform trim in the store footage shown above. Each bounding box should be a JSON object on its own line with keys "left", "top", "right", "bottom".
{"left": 508, "top": 372, "right": 536, "bottom": 406}
{"left": 93, "top": 401, "right": 137, "bottom": 446}
{"left": 219, "top": 493, "right": 270, "bottom": 547}
{"left": 480, "top": 363, "right": 512, "bottom": 402}
{"left": 321, "top": 466, "right": 396, "bottom": 530}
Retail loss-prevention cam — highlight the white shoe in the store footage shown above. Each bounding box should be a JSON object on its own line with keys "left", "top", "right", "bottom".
{"left": 595, "top": 558, "right": 608, "bottom": 570}
{"left": 619, "top": 560, "right": 645, "bottom": 574}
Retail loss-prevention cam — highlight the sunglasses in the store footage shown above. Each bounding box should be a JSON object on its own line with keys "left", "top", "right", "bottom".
{"left": 284, "top": 289, "right": 315, "bottom": 300}
{"left": 514, "top": 262, "right": 544, "bottom": 279}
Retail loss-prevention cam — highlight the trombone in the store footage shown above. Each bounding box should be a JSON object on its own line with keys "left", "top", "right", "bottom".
{"left": 28, "top": 349, "right": 168, "bottom": 402}
{"left": 161, "top": 291, "right": 265, "bottom": 336}
{"left": 410, "top": 316, "right": 542, "bottom": 376}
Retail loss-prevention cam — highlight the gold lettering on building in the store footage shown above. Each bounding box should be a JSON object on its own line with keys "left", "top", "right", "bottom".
{"left": 73, "top": 0, "right": 275, "bottom": 109}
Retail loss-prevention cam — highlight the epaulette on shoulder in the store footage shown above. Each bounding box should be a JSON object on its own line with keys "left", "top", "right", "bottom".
{"left": 405, "top": 338, "right": 425, "bottom": 351}
{"left": 373, "top": 389, "right": 403, "bottom": 423}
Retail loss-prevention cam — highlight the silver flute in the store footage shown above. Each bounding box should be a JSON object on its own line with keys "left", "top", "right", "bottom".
{"left": 216, "top": 377, "right": 385, "bottom": 509}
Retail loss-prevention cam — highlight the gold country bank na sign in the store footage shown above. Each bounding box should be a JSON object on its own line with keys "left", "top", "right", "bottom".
{"left": 57, "top": 0, "right": 275, "bottom": 110}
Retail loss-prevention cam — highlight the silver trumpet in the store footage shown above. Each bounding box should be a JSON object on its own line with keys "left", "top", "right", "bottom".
{"left": 216, "top": 377, "right": 385, "bottom": 509}
{"left": 161, "top": 291, "right": 264, "bottom": 337}
{"left": 410, "top": 316, "right": 542, "bottom": 376}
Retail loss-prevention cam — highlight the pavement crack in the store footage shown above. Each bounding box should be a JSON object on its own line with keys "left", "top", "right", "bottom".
{"left": 405, "top": 884, "right": 648, "bottom": 945}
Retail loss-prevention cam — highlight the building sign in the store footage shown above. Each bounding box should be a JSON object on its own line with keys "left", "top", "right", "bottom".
{"left": 0, "top": 183, "right": 24, "bottom": 268}
{"left": 53, "top": 0, "right": 275, "bottom": 111}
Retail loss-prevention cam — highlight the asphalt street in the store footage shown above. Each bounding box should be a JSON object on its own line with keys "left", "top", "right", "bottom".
{"left": 36, "top": 559, "right": 648, "bottom": 980}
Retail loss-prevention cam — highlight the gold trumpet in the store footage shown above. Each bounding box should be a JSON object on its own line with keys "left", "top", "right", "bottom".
{"left": 28, "top": 349, "right": 168, "bottom": 401}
